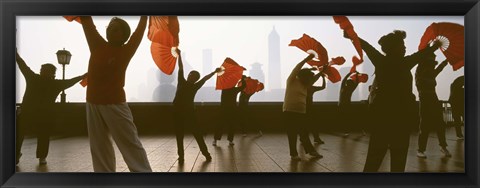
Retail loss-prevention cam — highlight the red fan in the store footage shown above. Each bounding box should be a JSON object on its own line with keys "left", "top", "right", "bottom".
{"left": 350, "top": 64, "right": 358, "bottom": 73}
{"left": 80, "top": 76, "right": 88, "bottom": 87}
{"left": 314, "top": 56, "right": 344, "bottom": 83}
{"left": 289, "top": 34, "right": 329, "bottom": 67}
{"left": 329, "top": 56, "right": 346, "bottom": 66}
{"left": 148, "top": 16, "right": 180, "bottom": 75}
{"left": 333, "top": 16, "right": 364, "bottom": 66}
{"left": 418, "top": 22, "right": 464, "bottom": 71}
{"left": 257, "top": 82, "right": 265, "bottom": 92}
{"left": 350, "top": 73, "right": 369, "bottom": 83}
{"left": 63, "top": 16, "right": 81, "bottom": 24}
{"left": 148, "top": 16, "right": 179, "bottom": 45}
{"left": 151, "top": 42, "right": 178, "bottom": 75}
{"left": 319, "top": 66, "right": 341, "bottom": 83}
{"left": 239, "top": 77, "right": 260, "bottom": 95}
{"left": 216, "top": 58, "right": 246, "bottom": 90}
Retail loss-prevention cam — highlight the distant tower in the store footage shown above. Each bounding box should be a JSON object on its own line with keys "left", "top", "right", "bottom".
{"left": 153, "top": 69, "right": 176, "bottom": 102}
{"left": 249, "top": 62, "right": 267, "bottom": 101}
{"left": 249, "top": 62, "right": 265, "bottom": 83}
{"left": 268, "top": 26, "right": 281, "bottom": 90}
{"left": 202, "top": 49, "right": 214, "bottom": 87}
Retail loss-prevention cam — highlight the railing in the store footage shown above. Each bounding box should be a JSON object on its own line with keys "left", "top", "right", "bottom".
{"left": 14, "top": 101, "right": 459, "bottom": 135}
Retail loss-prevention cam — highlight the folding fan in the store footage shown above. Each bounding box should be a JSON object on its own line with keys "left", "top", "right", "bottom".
{"left": 216, "top": 58, "right": 246, "bottom": 90}
{"left": 350, "top": 63, "right": 359, "bottom": 73}
{"left": 314, "top": 56, "right": 344, "bottom": 84}
{"left": 350, "top": 73, "right": 369, "bottom": 83}
{"left": 148, "top": 16, "right": 180, "bottom": 75}
{"left": 418, "top": 22, "right": 464, "bottom": 71}
{"left": 151, "top": 42, "right": 178, "bottom": 75}
{"left": 240, "top": 77, "right": 260, "bottom": 95}
{"left": 330, "top": 56, "right": 346, "bottom": 66}
{"left": 289, "top": 34, "right": 329, "bottom": 67}
{"left": 333, "top": 16, "right": 364, "bottom": 66}
{"left": 148, "top": 16, "right": 179, "bottom": 45}
{"left": 320, "top": 66, "right": 341, "bottom": 83}
{"left": 257, "top": 82, "right": 265, "bottom": 92}
{"left": 80, "top": 75, "right": 88, "bottom": 87}
{"left": 63, "top": 16, "right": 81, "bottom": 23}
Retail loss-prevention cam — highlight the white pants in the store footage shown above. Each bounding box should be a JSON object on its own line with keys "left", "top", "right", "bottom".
{"left": 86, "top": 102, "right": 152, "bottom": 172}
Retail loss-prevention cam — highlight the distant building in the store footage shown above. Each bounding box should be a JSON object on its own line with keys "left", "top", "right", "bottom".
{"left": 268, "top": 26, "right": 281, "bottom": 91}
{"left": 249, "top": 62, "right": 265, "bottom": 83}
{"left": 248, "top": 62, "right": 266, "bottom": 101}
{"left": 153, "top": 70, "right": 176, "bottom": 102}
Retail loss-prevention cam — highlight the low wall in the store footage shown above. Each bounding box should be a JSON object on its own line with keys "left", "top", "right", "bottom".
{"left": 16, "top": 101, "right": 427, "bottom": 136}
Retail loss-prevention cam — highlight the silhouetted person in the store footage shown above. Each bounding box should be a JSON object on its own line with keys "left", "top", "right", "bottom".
{"left": 213, "top": 75, "right": 246, "bottom": 146}
{"left": 173, "top": 49, "right": 220, "bottom": 163}
{"left": 449, "top": 75, "right": 464, "bottom": 140}
{"left": 283, "top": 54, "right": 322, "bottom": 160}
{"left": 307, "top": 70, "right": 326, "bottom": 144}
{"left": 239, "top": 91, "right": 263, "bottom": 136}
{"left": 415, "top": 52, "right": 450, "bottom": 158}
{"left": 15, "top": 50, "right": 86, "bottom": 165}
{"left": 347, "top": 30, "right": 441, "bottom": 172}
{"left": 80, "top": 16, "right": 152, "bottom": 172}
{"left": 338, "top": 71, "right": 359, "bottom": 137}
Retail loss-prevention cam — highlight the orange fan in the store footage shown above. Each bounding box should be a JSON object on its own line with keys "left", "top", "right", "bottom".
{"left": 329, "top": 56, "right": 346, "bottom": 66}
{"left": 148, "top": 16, "right": 180, "bottom": 75}
{"left": 350, "top": 73, "right": 369, "bottom": 83}
{"left": 324, "top": 66, "right": 341, "bottom": 83}
{"left": 289, "top": 34, "right": 329, "bottom": 67}
{"left": 257, "top": 82, "right": 265, "bottom": 92}
{"left": 333, "top": 16, "right": 363, "bottom": 66}
{"left": 216, "top": 58, "right": 246, "bottom": 90}
{"left": 350, "top": 64, "right": 358, "bottom": 73}
{"left": 318, "top": 66, "right": 341, "bottom": 83}
{"left": 63, "top": 16, "right": 81, "bottom": 24}
{"left": 239, "top": 77, "right": 260, "bottom": 95}
{"left": 419, "top": 22, "right": 464, "bottom": 71}
{"left": 148, "top": 16, "right": 179, "bottom": 45}
{"left": 315, "top": 56, "right": 344, "bottom": 83}
{"left": 80, "top": 76, "right": 88, "bottom": 87}
{"left": 151, "top": 42, "right": 178, "bottom": 75}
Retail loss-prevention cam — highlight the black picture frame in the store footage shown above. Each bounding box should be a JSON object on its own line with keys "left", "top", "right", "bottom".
{"left": 1, "top": 0, "right": 479, "bottom": 187}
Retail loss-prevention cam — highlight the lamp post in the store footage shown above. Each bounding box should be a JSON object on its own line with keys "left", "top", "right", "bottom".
{"left": 56, "top": 48, "right": 72, "bottom": 103}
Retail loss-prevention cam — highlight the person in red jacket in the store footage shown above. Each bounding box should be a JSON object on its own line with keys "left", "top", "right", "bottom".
{"left": 80, "top": 16, "right": 152, "bottom": 172}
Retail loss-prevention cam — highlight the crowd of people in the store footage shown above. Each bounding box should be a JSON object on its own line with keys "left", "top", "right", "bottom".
{"left": 15, "top": 16, "right": 464, "bottom": 173}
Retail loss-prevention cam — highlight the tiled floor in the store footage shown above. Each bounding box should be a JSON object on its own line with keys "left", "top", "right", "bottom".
{"left": 15, "top": 127, "right": 464, "bottom": 173}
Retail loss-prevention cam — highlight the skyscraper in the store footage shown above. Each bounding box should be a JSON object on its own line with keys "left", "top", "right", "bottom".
{"left": 268, "top": 26, "right": 281, "bottom": 91}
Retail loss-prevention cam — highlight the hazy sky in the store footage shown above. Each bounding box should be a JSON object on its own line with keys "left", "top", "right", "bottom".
{"left": 16, "top": 16, "right": 463, "bottom": 103}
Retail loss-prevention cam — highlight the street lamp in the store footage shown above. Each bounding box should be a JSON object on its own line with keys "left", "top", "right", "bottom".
{"left": 56, "top": 48, "right": 72, "bottom": 103}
